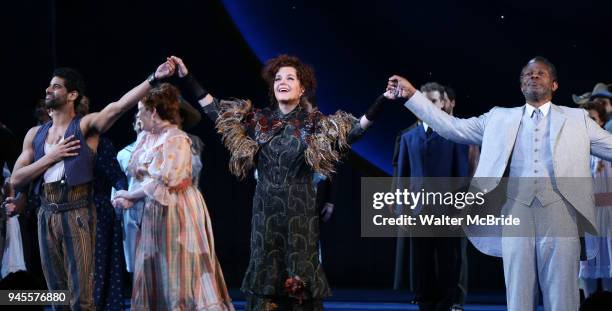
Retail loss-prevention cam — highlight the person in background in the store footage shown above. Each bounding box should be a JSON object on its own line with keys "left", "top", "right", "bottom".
{"left": 579, "top": 101, "right": 612, "bottom": 297}
{"left": 396, "top": 82, "right": 469, "bottom": 311}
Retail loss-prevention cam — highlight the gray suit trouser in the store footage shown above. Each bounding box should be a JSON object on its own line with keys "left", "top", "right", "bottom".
{"left": 501, "top": 198, "right": 580, "bottom": 311}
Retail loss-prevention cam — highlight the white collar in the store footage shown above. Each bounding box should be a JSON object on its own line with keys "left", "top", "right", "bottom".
{"left": 422, "top": 121, "right": 429, "bottom": 132}
{"left": 525, "top": 102, "right": 552, "bottom": 118}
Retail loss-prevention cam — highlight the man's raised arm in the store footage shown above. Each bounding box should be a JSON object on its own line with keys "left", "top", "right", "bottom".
{"left": 81, "top": 60, "right": 176, "bottom": 134}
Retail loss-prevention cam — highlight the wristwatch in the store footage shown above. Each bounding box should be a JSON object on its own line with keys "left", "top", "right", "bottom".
{"left": 147, "top": 72, "right": 157, "bottom": 86}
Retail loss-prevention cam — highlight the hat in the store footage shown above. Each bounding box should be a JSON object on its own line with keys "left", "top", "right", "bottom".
{"left": 178, "top": 96, "right": 201, "bottom": 130}
{"left": 590, "top": 83, "right": 612, "bottom": 100}
{"left": 572, "top": 91, "right": 592, "bottom": 105}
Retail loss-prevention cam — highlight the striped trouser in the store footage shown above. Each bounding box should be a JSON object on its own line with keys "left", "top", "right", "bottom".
{"left": 38, "top": 182, "right": 96, "bottom": 311}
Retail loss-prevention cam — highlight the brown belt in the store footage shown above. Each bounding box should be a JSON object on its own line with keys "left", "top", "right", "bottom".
{"left": 40, "top": 197, "right": 90, "bottom": 213}
{"left": 40, "top": 180, "right": 92, "bottom": 213}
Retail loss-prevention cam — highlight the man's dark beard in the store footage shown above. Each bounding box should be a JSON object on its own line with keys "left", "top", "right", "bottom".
{"left": 45, "top": 98, "right": 65, "bottom": 109}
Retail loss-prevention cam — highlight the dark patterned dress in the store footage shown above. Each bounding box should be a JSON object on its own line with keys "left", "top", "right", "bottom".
{"left": 93, "top": 136, "right": 128, "bottom": 311}
{"left": 203, "top": 99, "right": 365, "bottom": 310}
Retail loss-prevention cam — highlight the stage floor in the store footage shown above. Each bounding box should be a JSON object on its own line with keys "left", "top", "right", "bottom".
{"left": 40, "top": 289, "right": 533, "bottom": 310}
{"left": 232, "top": 301, "right": 521, "bottom": 311}
{"left": 228, "top": 289, "right": 522, "bottom": 311}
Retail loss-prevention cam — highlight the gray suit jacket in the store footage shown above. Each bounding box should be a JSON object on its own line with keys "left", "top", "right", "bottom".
{"left": 404, "top": 91, "right": 612, "bottom": 256}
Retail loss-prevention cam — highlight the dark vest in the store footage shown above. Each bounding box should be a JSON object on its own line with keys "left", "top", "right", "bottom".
{"left": 32, "top": 116, "right": 95, "bottom": 194}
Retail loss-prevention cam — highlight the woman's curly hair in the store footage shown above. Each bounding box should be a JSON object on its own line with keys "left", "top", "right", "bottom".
{"left": 262, "top": 54, "right": 317, "bottom": 108}
{"left": 141, "top": 83, "right": 180, "bottom": 124}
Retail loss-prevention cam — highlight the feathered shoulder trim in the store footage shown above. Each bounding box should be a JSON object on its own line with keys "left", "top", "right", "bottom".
{"left": 215, "top": 100, "right": 360, "bottom": 179}
{"left": 215, "top": 99, "right": 260, "bottom": 180}
{"left": 305, "top": 110, "right": 358, "bottom": 177}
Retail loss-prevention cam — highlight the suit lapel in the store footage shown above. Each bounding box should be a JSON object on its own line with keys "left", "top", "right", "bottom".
{"left": 503, "top": 107, "right": 524, "bottom": 159}
{"left": 549, "top": 104, "right": 566, "bottom": 151}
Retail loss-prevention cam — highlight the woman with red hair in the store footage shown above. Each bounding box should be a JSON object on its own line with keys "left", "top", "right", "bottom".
{"left": 172, "top": 55, "right": 388, "bottom": 310}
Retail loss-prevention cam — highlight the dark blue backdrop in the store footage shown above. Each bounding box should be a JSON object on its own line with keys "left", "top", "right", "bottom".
{"left": 221, "top": 0, "right": 612, "bottom": 173}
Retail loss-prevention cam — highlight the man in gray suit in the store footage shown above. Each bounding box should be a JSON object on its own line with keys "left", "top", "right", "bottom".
{"left": 384, "top": 57, "right": 612, "bottom": 311}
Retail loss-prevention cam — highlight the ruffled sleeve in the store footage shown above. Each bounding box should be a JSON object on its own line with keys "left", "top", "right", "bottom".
{"left": 205, "top": 98, "right": 260, "bottom": 180}
{"left": 127, "top": 131, "right": 149, "bottom": 180}
{"left": 141, "top": 132, "right": 193, "bottom": 206}
{"left": 305, "top": 111, "right": 364, "bottom": 177}
{"left": 339, "top": 113, "right": 366, "bottom": 145}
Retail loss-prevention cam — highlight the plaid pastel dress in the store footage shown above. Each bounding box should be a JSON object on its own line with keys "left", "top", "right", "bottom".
{"left": 128, "top": 126, "right": 234, "bottom": 311}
